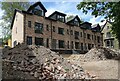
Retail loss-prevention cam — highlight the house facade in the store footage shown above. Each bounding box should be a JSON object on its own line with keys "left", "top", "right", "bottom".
{"left": 11, "top": 2, "right": 103, "bottom": 53}
{"left": 101, "top": 21, "right": 119, "bottom": 49}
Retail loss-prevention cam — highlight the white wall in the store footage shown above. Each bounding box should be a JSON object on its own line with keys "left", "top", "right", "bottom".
{"left": 12, "top": 11, "right": 24, "bottom": 47}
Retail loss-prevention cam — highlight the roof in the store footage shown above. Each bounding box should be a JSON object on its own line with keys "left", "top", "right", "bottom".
{"left": 92, "top": 24, "right": 100, "bottom": 28}
{"left": 27, "top": 1, "right": 47, "bottom": 12}
{"left": 80, "top": 22, "right": 92, "bottom": 26}
{"left": 11, "top": 9, "right": 33, "bottom": 29}
{"left": 91, "top": 24, "right": 101, "bottom": 32}
{"left": 11, "top": 9, "right": 22, "bottom": 29}
{"left": 66, "top": 15, "right": 81, "bottom": 24}
{"left": 48, "top": 11, "right": 66, "bottom": 18}
{"left": 101, "top": 20, "right": 113, "bottom": 32}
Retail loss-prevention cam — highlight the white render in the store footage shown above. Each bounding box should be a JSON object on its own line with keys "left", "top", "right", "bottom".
{"left": 12, "top": 11, "right": 24, "bottom": 47}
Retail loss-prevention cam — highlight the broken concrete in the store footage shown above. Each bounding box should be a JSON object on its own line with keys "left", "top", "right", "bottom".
{"left": 2, "top": 43, "right": 96, "bottom": 80}
{"left": 83, "top": 47, "right": 120, "bottom": 62}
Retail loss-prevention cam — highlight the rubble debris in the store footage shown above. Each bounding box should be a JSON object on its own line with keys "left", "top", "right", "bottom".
{"left": 2, "top": 43, "right": 96, "bottom": 80}
{"left": 83, "top": 47, "right": 120, "bottom": 62}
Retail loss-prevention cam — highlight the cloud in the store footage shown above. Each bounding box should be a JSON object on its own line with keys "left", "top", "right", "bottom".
{"left": 38, "top": 0, "right": 83, "bottom": 2}
{"left": 45, "top": 2, "right": 93, "bottom": 22}
{"left": 89, "top": 16, "right": 105, "bottom": 26}
{"left": 45, "top": 8, "right": 55, "bottom": 17}
{"left": 45, "top": 2, "right": 105, "bottom": 26}
{"left": 45, "top": 2, "right": 76, "bottom": 17}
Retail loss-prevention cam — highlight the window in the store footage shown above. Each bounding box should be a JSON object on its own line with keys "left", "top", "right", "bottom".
{"left": 106, "top": 32, "right": 111, "bottom": 38}
{"left": 35, "top": 22, "right": 43, "bottom": 34}
{"left": 74, "top": 19, "right": 79, "bottom": 26}
{"left": 106, "top": 40, "right": 110, "bottom": 47}
{"left": 75, "top": 42, "right": 79, "bottom": 49}
{"left": 92, "top": 44, "right": 94, "bottom": 48}
{"left": 84, "top": 43, "right": 87, "bottom": 50}
{"left": 53, "top": 26, "right": 55, "bottom": 32}
{"left": 70, "top": 30, "right": 73, "bottom": 35}
{"left": 46, "top": 25, "right": 49, "bottom": 31}
{"left": 58, "top": 27, "right": 64, "bottom": 35}
{"left": 111, "top": 40, "right": 114, "bottom": 47}
{"left": 67, "top": 29, "right": 69, "bottom": 34}
{"left": 27, "top": 36, "right": 32, "bottom": 45}
{"left": 87, "top": 34, "right": 91, "bottom": 39}
{"left": 107, "top": 26, "right": 109, "bottom": 29}
{"left": 92, "top": 35, "right": 94, "bottom": 40}
{"left": 88, "top": 44, "right": 91, "bottom": 50}
{"left": 28, "top": 21, "right": 31, "bottom": 27}
{"left": 57, "top": 15, "right": 64, "bottom": 22}
{"left": 81, "top": 32, "right": 83, "bottom": 37}
{"left": 75, "top": 31, "right": 79, "bottom": 39}
{"left": 84, "top": 33, "right": 86, "bottom": 38}
{"left": 33, "top": 8, "right": 43, "bottom": 16}
{"left": 58, "top": 40, "right": 65, "bottom": 48}
{"left": 67, "top": 41, "right": 69, "bottom": 49}
{"left": 35, "top": 37, "right": 43, "bottom": 46}
{"left": 97, "top": 36, "right": 100, "bottom": 43}
{"left": 16, "top": 27, "right": 17, "bottom": 34}
{"left": 81, "top": 43, "right": 83, "bottom": 50}
{"left": 46, "top": 38, "right": 49, "bottom": 48}
{"left": 71, "top": 41, "right": 74, "bottom": 49}
{"left": 13, "top": 41, "right": 17, "bottom": 47}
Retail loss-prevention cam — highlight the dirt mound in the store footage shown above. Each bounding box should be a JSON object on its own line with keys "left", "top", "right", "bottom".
{"left": 84, "top": 47, "right": 120, "bottom": 62}
{"left": 2, "top": 43, "right": 96, "bottom": 80}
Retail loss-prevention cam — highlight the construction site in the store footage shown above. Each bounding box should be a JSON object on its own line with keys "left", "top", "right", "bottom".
{"left": 1, "top": 43, "right": 120, "bottom": 80}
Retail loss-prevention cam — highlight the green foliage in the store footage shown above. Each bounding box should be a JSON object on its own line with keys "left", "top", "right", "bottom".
{"left": 77, "top": 2, "right": 116, "bottom": 20}
{"left": 66, "top": 15, "right": 74, "bottom": 21}
{"left": 1, "top": 0, "right": 30, "bottom": 23}
{"left": 0, "top": 21, "right": 11, "bottom": 42}
{"left": 77, "top": 1, "right": 120, "bottom": 48}
{"left": 0, "top": 1, "right": 30, "bottom": 44}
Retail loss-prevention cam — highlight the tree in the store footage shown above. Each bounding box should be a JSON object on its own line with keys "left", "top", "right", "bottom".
{"left": 66, "top": 15, "right": 74, "bottom": 20}
{"left": 1, "top": 0, "right": 30, "bottom": 23}
{"left": 0, "top": 0, "right": 30, "bottom": 44}
{"left": 77, "top": 1, "right": 120, "bottom": 48}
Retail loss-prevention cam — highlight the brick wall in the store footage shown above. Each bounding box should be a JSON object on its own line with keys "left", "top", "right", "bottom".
{"left": 24, "top": 14, "right": 103, "bottom": 52}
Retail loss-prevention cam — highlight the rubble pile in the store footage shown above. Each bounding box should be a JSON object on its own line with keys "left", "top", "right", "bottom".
{"left": 84, "top": 47, "right": 120, "bottom": 62}
{"left": 2, "top": 43, "right": 96, "bottom": 80}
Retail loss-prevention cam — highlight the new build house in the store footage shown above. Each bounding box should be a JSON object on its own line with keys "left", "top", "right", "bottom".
{"left": 11, "top": 2, "right": 103, "bottom": 53}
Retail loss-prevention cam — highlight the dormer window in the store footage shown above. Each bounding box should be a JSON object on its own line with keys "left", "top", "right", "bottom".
{"left": 74, "top": 18, "right": 79, "bottom": 26}
{"left": 27, "top": 2, "right": 47, "bottom": 17}
{"left": 48, "top": 11, "right": 66, "bottom": 22}
{"left": 66, "top": 15, "right": 81, "bottom": 26}
{"left": 33, "top": 7, "right": 44, "bottom": 16}
{"left": 80, "top": 22, "right": 92, "bottom": 29}
{"left": 57, "top": 15, "right": 64, "bottom": 22}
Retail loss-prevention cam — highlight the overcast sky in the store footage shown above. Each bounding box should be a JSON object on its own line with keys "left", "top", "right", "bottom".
{"left": 0, "top": 0, "right": 106, "bottom": 38}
